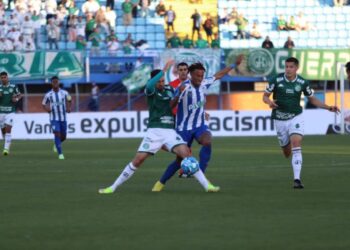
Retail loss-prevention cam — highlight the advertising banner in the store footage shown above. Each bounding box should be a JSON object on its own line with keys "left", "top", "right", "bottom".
{"left": 9, "top": 110, "right": 347, "bottom": 139}
{"left": 0, "top": 51, "right": 84, "bottom": 79}
{"left": 159, "top": 49, "right": 221, "bottom": 94}
{"left": 224, "top": 48, "right": 350, "bottom": 80}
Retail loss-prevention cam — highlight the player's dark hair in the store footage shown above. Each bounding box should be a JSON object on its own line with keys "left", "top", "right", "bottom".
{"left": 188, "top": 62, "right": 206, "bottom": 72}
{"left": 345, "top": 62, "right": 350, "bottom": 72}
{"left": 51, "top": 76, "right": 59, "bottom": 81}
{"left": 286, "top": 57, "right": 299, "bottom": 66}
{"left": 150, "top": 69, "right": 162, "bottom": 79}
{"left": 0, "top": 71, "right": 8, "bottom": 76}
{"left": 177, "top": 62, "right": 188, "bottom": 69}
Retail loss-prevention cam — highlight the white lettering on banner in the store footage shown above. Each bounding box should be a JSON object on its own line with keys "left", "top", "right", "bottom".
{"left": 9, "top": 110, "right": 335, "bottom": 139}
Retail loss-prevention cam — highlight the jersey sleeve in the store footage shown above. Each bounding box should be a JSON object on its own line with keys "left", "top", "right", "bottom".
{"left": 145, "top": 71, "right": 164, "bottom": 96}
{"left": 303, "top": 80, "right": 314, "bottom": 97}
{"left": 265, "top": 77, "right": 276, "bottom": 93}
{"left": 42, "top": 93, "right": 49, "bottom": 105}
{"left": 14, "top": 85, "right": 20, "bottom": 95}
{"left": 202, "top": 76, "right": 216, "bottom": 89}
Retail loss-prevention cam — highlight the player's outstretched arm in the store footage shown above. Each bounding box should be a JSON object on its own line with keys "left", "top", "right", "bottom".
{"left": 214, "top": 54, "right": 244, "bottom": 80}
{"left": 145, "top": 60, "right": 174, "bottom": 94}
{"left": 307, "top": 96, "right": 340, "bottom": 113}
{"left": 262, "top": 92, "right": 278, "bottom": 109}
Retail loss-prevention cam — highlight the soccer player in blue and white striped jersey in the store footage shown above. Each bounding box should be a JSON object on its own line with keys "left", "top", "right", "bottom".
{"left": 152, "top": 56, "right": 244, "bottom": 190}
{"left": 42, "top": 76, "right": 72, "bottom": 160}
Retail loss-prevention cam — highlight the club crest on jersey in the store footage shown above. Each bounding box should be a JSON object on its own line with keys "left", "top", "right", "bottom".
{"left": 294, "top": 85, "right": 301, "bottom": 92}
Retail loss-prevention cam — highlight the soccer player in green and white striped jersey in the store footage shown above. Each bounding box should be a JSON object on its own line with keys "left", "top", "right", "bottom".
{"left": 263, "top": 57, "right": 339, "bottom": 189}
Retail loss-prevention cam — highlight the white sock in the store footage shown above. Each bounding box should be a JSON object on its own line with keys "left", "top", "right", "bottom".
{"left": 4, "top": 133, "right": 11, "bottom": 151}
{"left": 292, "top": 147, "right": 302, "bottom": 180}
{"left": 193, "top": 169, "right": 210, "bottom": 190}
{"left": 110, "top": 162, "right": 137, "bottom": 191}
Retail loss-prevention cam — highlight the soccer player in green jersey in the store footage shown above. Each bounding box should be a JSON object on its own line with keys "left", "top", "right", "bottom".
{"left": 263, "top": 57, "right": 339, "bottom": 189}
{"left": 98, "top": 61, "right": 220, "bottom": 194}
{"left": 0, "top": 72, "right": 22, "bottom": 155}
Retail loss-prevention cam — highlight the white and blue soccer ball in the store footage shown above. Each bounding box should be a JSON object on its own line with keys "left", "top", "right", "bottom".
{"left": 181, "top": 156, "right": 200, "bottom": 176}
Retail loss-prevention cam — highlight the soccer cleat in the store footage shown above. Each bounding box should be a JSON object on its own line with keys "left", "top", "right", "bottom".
{"left": 206, "top": 183, "right": 220, "bottom": 193}
{"left": 3, "top": 149, "right": 9, "bottom": 156}
{"left": 152, "top": 181, "right": 164, "bottom": 192}
{"left": 58, "top": 154, "right": 65, "bottom": 160}
{"left": 293, "top": 179, "right": 304, "bottom": 189}
{"left": 53, "top": 144, "right": 57, "bottom": 153}
{"left": 98, "top": 187, "right": 114, "bottom": 194}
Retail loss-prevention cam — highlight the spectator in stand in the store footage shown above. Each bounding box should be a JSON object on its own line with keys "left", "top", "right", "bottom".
{"left": 0, "top": 37, "right": 13, "bottom": 52}
{"left": 250, "top": 22, "right": 262, "bottom": 39}
{"left": 123, "top": 33, "right": 134, "bottom": 54}
{"left": 107, "top": 36, "right": 119, "bottom": 55}
{"left": 13, "top": 36, "right": 24, "bottom": 51}
{"left": 106, "top": 30, "right": 118, "bottom": 42}
{"left": 76, "top": 34, "right": 87, "bottom": 50}
{"left": 131, "top": 0, "right": 139, "bottom": 18}
{"left": 85, "top": 13, "right": 96, "bottom": 40}
{"left": 122, "top": 0, "right": 133, "bottom": 26}
{"left": 67, "top": 1, "right": 79, "bottom": 16}
{"left": 228, "top": 7, "right": 238, "bottom": 24}
{"left": 191, "top": 9, "right": 201, "bottom": 40}
{"left": 235, "top": 13, "right": 248, "bottom": 39}
{"left": 88, "top": 83, "right": 99, "bottom": 111}
{"left": 277, "top": 15, "right": 287, "bottom": 31}
{"left": 211, "top": 32, "right": 220, "bottom": 48}
{"left": 262, "top": 36, "right": 274, "bottom": 49}
{"left": 284, "top": 36, "right": 295, "bottom": 49}
{"left": 8, "top": 14, "right": 20, "bottom": 30}
{"left": 219, "top": 7, "right": 229, "bottom": 24}
{"left": 287, "top": 16, "right": 296, "bottom": 30}
{"left": 67, "top": 15, "right": 78, "bottom": 42}
{"left": 203, "top": 14, "right": 214, "bottom": 44}
{"left": 76, "top": 15, "right": 86, "bottom": 38}
{"left": 82, "top": 0, "right": 100, "bottom": 15}
{"left": 296, "top": 12, "right": 310, "bottom": 31}
{"left": 88, "top": 27, "right": 102, "bottom": 55}
{"left": 0, "top": 20, "right": 8, "bottom": 39}
{"left": 57, "top": 4, "right": 68, "bottom": 26}
{"left": 166, "top": 5, "right": 176, "bottom": 33}
{"left": 195, "top": 33, "right": 208, "bottom": 48}
{"left": 47, "top": 18, "right": 60, "bottom": 50}
{"left": 167, "top": 32, "right": 181, "bottom": 48}
{"left": 46, "top": 0, "right": 57, "bottom": 21}
{"left": 7, "top": 27, "right": 21, "bottom": 43}
{"left": 95, "top": 6, "right": 109, "bottom": 35}
{"left": 31, "top": 10, "right": 42, "bottom": 48}
{"left": 105, "top": 6, "right": 116, "bottom": 31}
{"left": 155, "top": 0, "right": 166, "bottom": 17}
{"left": 334, "top": 0, "right": 345, "bottom": 6}
{"left": 106, "top": 0, "right": 115, "bottom": 10}
{"left": 21, "top": 15, "right": 34, "bottom": 45}
{"left": 182, "top": 34, "right": 193, "bottom": 48}
{"left": 140, "top": 0, "right": 149, "bottom": 17}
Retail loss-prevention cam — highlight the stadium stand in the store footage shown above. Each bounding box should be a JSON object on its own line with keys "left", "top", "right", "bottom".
{"left": 218, "top": 0, "right": 350, "bottom": 48}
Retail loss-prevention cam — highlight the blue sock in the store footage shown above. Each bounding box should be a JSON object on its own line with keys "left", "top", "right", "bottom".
{"left": 54, "top": 136, "right": 62, "bottom": 155}
{"left": 160, "top": 160, "right": 180, "bottom": 184}
{"left": 199, "top": 145, "right": 211, "bottom": 172}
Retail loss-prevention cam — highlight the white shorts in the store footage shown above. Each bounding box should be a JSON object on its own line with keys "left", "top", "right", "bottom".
{"left": 0, "top": 113, "right": 15, "bottom": 128}
{"left": 274, "top": 114, "right": 304, "bottom": 147}
{"left": 137, "top": 128, "right": 186, "bottom": 154}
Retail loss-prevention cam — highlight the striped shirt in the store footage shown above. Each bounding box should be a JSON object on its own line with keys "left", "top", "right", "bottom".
{"left": 42, "top": 89, "right": 71, "bottom": 121}
{"left": 176, "top": 76, "right": 215, "bottom": 131}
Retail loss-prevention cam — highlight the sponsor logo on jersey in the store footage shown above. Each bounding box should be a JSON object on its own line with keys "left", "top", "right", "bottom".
{"left": 286, "top": 89, "right": 294, "bottom": 94}
{"left": 278, "top": 84, "right": 284, "bottom": 88}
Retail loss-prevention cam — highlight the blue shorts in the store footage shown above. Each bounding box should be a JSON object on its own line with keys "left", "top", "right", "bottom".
{"left": 50, "top": 120, "right": 67, "bottom": 134}
{"left": 177, "top": 125, "right": 210, "bottom": 147}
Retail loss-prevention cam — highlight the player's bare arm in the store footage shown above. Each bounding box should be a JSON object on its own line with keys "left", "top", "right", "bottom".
{"left": 11, "top": 93, "right": 22, "bottom": 103}
{"left": 214, "top": 54, "right": 244, "bottom": 80}
{"left": 42, "top": 104, "right": 51, "bottom": 113}
{"left": 307, "top": 96, "right": 340, "bottom": 113}
{"left": 262, "top": 92, "right": 278, "bottom": 109}
{"left": 170, "top": 84, "right": 186, "bottom": 108}
{"left": 66, "top": 95, "right": 72, "bottom": 113}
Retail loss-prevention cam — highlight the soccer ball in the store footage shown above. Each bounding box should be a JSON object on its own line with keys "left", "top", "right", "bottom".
{"left": 181, "top": 156, "right": 200, "bottom": 176}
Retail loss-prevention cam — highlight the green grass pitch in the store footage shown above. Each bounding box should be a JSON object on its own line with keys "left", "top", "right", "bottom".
{"left": 0, "top": 135, "right": 349, "bottom": 250}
